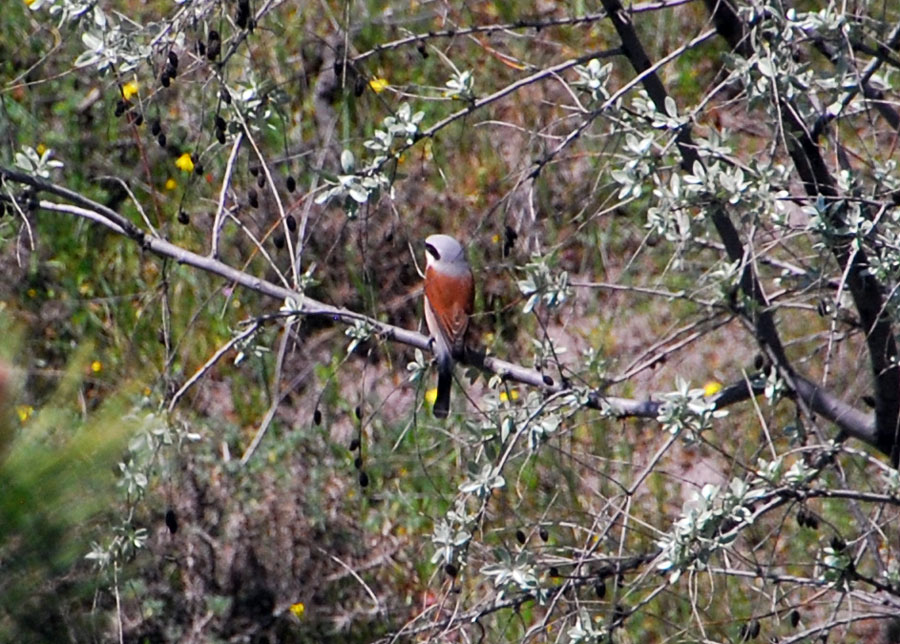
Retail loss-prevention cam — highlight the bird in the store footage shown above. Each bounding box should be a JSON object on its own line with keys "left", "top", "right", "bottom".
{"left": 423, "top": 234, "right": 474, "bottom": 418}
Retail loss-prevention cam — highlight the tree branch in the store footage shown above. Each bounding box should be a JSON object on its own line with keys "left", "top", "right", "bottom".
{"left": 1, "top": 166, "right": 884, "bottom": 456}
{"left": 699, "top": 0, "right": 900, "bottom": 464}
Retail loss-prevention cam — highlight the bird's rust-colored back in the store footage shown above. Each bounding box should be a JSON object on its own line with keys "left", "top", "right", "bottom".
{"left": 424, "top": 264, "right": 474, "bottom": 357}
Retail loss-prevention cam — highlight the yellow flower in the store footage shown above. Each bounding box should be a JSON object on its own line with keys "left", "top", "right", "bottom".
{"left": 289, "top": 602, "right": 305, "bottom": 618}
{"left": 369, "top": 77, "right": 389, "bottom": 93}
{"left": 704, "top": 381, "right": 723, "bottom": 396}
{"left": 424, "top": 388, "right": 438, "bottom": 405}
{"left": 26, "top": 288, "right": 37, "bottom": 298}
{"left": 165, "top": 178, "right": 177, "bottom": 191}
{"left": 16, "top": 405, "right": 34, "bottom": 422}
{"left": 175, "top": 153, "right": 194, "bottom": 173}
{"left": 91, "top": 360, "right": 102, "bottom": 373}
{"left": 121, "top": 81, "right": 139, "bottom": 101}
{"left": 492, "top": 233, "right": 500, "bottom": 244}
{"left": 499, "top": 390, "right": 519, "bottom": 403}
{"left": 36, "top": 143, "right": 47, "bottom": 156}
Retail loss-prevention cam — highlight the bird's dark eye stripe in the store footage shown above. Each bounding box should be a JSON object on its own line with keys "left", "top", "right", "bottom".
{"left": 425, "top": 243, "right": 440, "bottom": 260}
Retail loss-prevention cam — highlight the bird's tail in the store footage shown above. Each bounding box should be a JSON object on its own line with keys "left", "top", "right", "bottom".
{"left": 434, "top": 363, "right": 452, "bottom": 419}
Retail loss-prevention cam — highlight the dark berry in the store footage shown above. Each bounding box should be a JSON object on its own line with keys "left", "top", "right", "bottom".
{"left": 165, "top": 509, "right": 178, "bottom": 534}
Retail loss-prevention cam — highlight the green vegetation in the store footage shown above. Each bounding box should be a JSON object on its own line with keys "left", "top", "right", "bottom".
{"left": 2, "top": 0, "right": 900, "bottom": 642}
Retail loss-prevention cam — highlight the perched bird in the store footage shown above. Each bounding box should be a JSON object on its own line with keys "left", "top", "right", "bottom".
{"left": 423, "top": 234, "right": 474, "bottom": 418}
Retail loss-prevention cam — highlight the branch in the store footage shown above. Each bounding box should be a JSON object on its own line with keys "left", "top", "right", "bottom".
{"left": 0, "top": 166, "right": 886, "bottom": 457}
{"left": 349, "top": 0, "right": 694, "bottom": 63}
{"left": 597, "top": 0, "right": 791, "bottom": 371}
{"left": 700, "top": 0, "right": 900, "bottom": 464}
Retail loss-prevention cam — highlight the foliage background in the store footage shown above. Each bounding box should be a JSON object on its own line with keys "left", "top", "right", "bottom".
{"left": 1, "top": 0, "right": 900, "bottom": 642}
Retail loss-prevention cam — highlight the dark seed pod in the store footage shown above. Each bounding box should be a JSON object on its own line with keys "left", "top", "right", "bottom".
{"left": 257, "top": 173, "right": 265, "bottom": 188}
{"left": 194, "top": 163, "right": 204, "bottom": 175}
{"left": 114, "top": 100, "right": 126, "bottom": 116}
{"left": 151, "top": 119, "right": 161, "bottom": 135}
{"left": 790, "top": 609, "right": 800, "bottom": 628}
{"left": 236, "top": 5, "right": 249, "bottom": 28}
{"left": 539, "top": 527, "right": 549, "bottom": 541}
{"left": 248, "top": 189, "right": 258, "bottom": 208}
{"left": 286, "top": 175, "right": 296, "bottom": 192}
{"left": 594, "top": 579, "right": 606, "bottom": 598}
{"left": 830, "top": 536, "right": 846, "bottom": 552}
{"left": 797, "top": 506, "right": 808, "bottom": 528}
{"left": 249, "top": 164, "right": 259, "bottom": 176}
{"left": 273, "top": 233, "right": 285, "bottom": 249}
{"left": 286, "top": 215, "right": 297, "bottom": 232}
{"left": 417, "top": 41, "right": 428, "bottom": 57}
{"left": 355, "top": 406, "right": 362, "bottom": 420}
{"left": 157, "top": 132, "right": 167, "bottom": 147}
{"left": 542, "top": 374, "right": 553, "bottom": 386}
{"left": 503, "top": 224, "right": 518, "bottom": 257}
{"left": 349, "top": 438, "right": 360, "bottom": 451}
{"left": 214, "top": 115, "right": 226, "bottom": 131}
{"left": 206, "top": 38, "right": 220, "bottom": 61}
{"left": 515, "top": 529, "right": 526, "bottom": 545}
{"left": 177, "top": 210, "right": 189, "bottom": 225}
{"left": 197, "top": 41, "right": 206, "bottom": 56}
{"left": 133, "top": 113, "right": 144, "bottom": 126}
{"left": 208, "top": 29, "right": 220, "bottom": 42}
{"left": 750, "top": 620, "right": 761, "bottom": 639}
{"left": 168, "top": 51, "right": 179, "bottom": 68}
{"left": 549, "top": 566, "right": 559, "bottom": 578}
{"left": 216, "top": 129, "right": 226, "bottom": 144}
{"left": 160, "top": 71, "right": 170, "bottom": 87}
{"left": 354, "top": 456, "right": 362, "bottom": 469}
{"left": 165, "top": 509, "right": 178, "bottom": 534}
{"left": 221, "top": 88, "right": 231, "bottom": 104}
{"left": 444, "top": 563, "right": 458, "bottom": 577}
{"left": 0, "top": 202, "right": 6, "bottom": 218}
{"left": 313, "top": 408, "right": 322, "bottom": 425}
{"left": 358, "top": 471, "right": 369, "bottom": 487}
{"left": 165, "top": 63, "right": 177, "bottom": 79}
{"left": 247, "top": 18, "right": 256, "bottom": 31}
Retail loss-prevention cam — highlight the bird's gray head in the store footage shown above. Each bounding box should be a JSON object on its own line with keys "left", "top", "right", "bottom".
{"left": 425, "top": 234, "right": 467, "bottom": 268}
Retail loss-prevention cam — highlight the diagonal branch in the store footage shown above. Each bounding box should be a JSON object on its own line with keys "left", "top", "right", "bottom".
{"left": 700, "top": 0, "right": 900, "bottom": 464}
{"left": 0, "top": 166, "right": 883, "bottom": 456}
